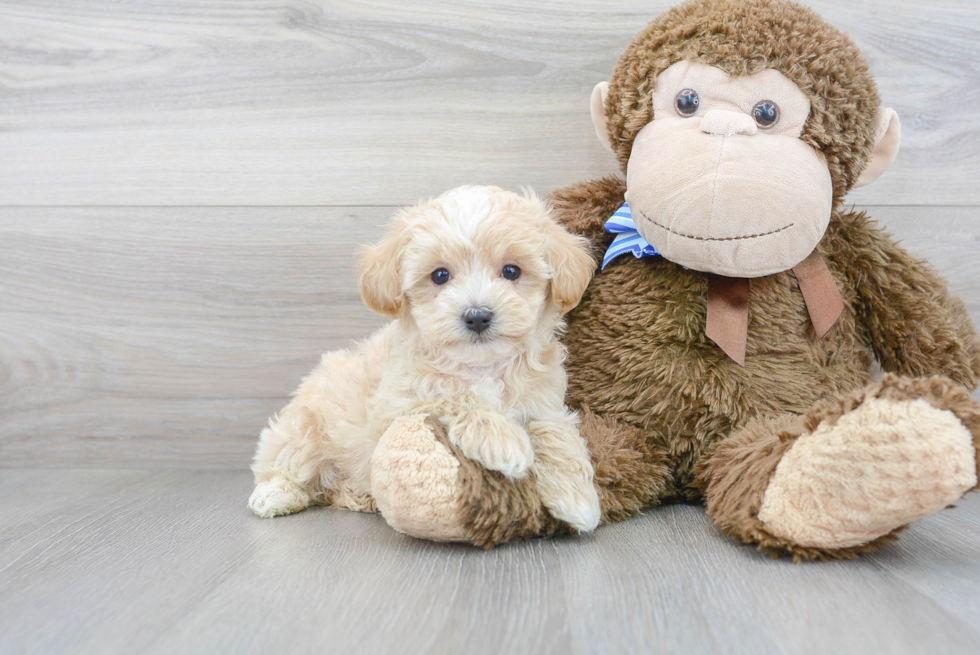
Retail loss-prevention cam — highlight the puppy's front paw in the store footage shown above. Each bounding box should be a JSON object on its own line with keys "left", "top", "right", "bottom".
{"left": 540, "top": 476, "right": 601, "bottom": 533}
{"left": 248, "top": 477, "right": 311, "bottom": 518}
{"left": 448, "top": 413, "right": 534, "bottom": 480}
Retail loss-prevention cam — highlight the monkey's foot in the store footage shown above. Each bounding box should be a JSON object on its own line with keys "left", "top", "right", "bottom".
{"left": 370, "top": 414, "right": 468, "bottom": 542}
{"left": 758, "top": 375, "right": 980, "bottom": 550}
{"left": 371, "top": 414, "right": 568, "bottom": 548}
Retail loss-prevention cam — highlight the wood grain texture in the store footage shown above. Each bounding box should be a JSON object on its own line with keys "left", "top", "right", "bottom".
{"left": 1, "top": 204, "right": 978, "bottom": 468}
{"left": 0, "top": 206, "right": 389, "bottom": 467}
{"left": 2, "top": 3, "right": 979, "bottom": 650}
{"left": 0, "top": 469, "right": 978, "bottom": 655}
{"left": 0, "top": 0, "right": 978, "bottom": 206}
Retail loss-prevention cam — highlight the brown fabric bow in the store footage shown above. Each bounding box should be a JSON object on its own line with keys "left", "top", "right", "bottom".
{"left": 705, "top": 250, "right": 844, "bottom": 365}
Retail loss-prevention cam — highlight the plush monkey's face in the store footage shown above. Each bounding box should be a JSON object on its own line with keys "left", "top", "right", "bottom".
{"left": 626, "top": 62, "right": 830, "bottom": 278}
{"left": 592, "top": 61, "right": 900, "bottom": 278}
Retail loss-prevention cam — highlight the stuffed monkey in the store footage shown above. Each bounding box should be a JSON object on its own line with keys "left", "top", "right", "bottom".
{"left": 370, "top": 0, "right": 980, "bottom": 559}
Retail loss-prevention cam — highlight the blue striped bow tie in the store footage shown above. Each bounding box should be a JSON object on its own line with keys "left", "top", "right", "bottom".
{"left": 602, "top": 202, "right": 659, "bottom": 270}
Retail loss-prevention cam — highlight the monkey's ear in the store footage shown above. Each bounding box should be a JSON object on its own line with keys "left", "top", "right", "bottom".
{"left": 547, "top": 221, "right": 597, "bottom": 314}
{"left": 854, "top": 108, "right": 901, "bottom": 188}
{"left": 357, "top": 221, "right": 408, "bottom": 319}
{"left": 590, "top": 81, "right": 614, "bottom": 153}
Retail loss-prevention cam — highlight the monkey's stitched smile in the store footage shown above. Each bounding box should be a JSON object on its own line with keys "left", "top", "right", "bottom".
{"left": 639, "top": 210, "right": 795, "bottom": 242}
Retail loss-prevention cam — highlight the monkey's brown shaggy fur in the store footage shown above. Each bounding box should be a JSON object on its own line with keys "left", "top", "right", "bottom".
{"left": 443, "top": 0, "right": 980, "bottom": 558}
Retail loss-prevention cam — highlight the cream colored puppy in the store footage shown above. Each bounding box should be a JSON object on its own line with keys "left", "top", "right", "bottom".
{"left": 248, "top": 186, "right": 602, "bottom": 533}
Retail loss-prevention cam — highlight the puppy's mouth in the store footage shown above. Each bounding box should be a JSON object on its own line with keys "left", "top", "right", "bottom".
{"left": 459, "top": 328, "right": 521, "bottom": 347}
{"left": 468, "top": 331, "right": 496, "bottom": 344}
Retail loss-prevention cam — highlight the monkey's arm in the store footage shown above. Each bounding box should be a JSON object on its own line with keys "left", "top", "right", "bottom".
{"left": 829, "top": 210, "right": 980, "bottom": 389}
{"left": 547, "top": 176, "right": 626, "bottom": 242}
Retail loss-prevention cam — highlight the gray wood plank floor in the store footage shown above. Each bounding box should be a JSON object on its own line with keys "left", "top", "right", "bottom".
{"left": 1, "top": 470, "right": 979, "bottom": 655}
{"left": 2, "top": 1, "right": 980, "bottom": 653}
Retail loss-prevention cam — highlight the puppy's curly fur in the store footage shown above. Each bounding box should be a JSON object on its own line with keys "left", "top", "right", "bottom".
{"left": 248, "top": 186, "right": 602, "bottom": 533}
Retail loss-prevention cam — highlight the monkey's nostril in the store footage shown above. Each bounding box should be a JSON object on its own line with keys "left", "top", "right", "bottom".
{"left": 699, "top": 109, "right": 758, "bottom": 136}
{"left": 462, "top": 308, "right": 494, "bottom": 335}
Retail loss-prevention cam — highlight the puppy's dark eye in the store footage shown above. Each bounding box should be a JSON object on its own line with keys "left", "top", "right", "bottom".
{"left": 675, "top": 89, "right": 700, "bottom": 117}
{"left": 752, "top": 100, "right": 779, "bottom": 128}
{"left": 431, "top": 268, "right": 451, "bottom": 285}
{"left": 501, "top": 264, "right": 521, "bottom": 281}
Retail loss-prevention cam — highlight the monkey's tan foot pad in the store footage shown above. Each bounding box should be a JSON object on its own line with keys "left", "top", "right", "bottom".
{"left": 370, "top": 414, "right": 468, "bottom": 542}
{"left": 371, "top": 414, "right": 569, "bottom": 548}
{"left": 758, "top": 375, "right": 980, "bottom": 550}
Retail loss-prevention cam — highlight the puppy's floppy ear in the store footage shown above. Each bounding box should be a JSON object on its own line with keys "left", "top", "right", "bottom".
{"left": 357, "top": 219, "right": 409, "bottom": 319}
{"left": 545, "top": 218, "right": 596, "bottom": 314}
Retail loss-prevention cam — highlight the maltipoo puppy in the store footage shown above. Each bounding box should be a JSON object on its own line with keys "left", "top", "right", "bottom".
{"left": 248, "top": 185, "right": 602, "bottom": 533}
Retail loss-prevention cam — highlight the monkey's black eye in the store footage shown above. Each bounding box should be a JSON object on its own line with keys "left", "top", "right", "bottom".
{"left": 501, "top": 264, "right": 521, "bottom": 281}
{"left": 752, "top": 100, "right": 779, "bottom": 128}
{"left": 675, "top": 89, "right": 700, "bottom": 117}
{"left": 431, "top": 268, "right": 451, "bottom": 285}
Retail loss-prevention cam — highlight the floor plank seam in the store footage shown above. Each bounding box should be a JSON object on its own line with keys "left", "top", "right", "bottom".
{"left": 866, "top": 558, "right": 980, "bottom": 639}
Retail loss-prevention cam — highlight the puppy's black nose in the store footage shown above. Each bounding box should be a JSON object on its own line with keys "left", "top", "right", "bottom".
{"left": 463, "top": 308, "right": 493, "bottom": 335}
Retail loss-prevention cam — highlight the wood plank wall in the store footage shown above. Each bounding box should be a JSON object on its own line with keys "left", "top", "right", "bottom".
{"left": 1, "top": 0, "right": 978, "bottom": 467}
